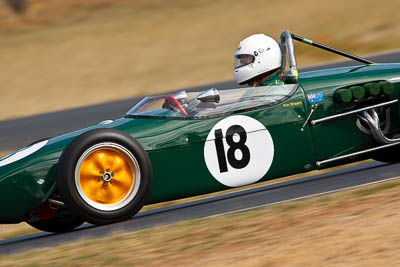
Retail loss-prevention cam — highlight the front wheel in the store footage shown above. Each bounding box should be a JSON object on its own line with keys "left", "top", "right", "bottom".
{"left": 57, "top": 129, "right": 153, "bottom": 225}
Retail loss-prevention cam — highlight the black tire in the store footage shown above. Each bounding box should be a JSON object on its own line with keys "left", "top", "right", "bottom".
{"left": 371, "top": 145, "right": 400, "bottom": 163}
{"left": 57, "top": 128, "right": 153, "bottom": 225}
{"left": 27, "top": 214, "right": 84, "bottom": 233}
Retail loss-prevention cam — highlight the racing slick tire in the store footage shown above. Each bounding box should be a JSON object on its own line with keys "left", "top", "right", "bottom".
{"left": 371, "top": 145, "right": 400, "bottom": 163}
{"left": 57, "top": 128, "right": 153, "bottom": 225}
{"left": 27, "top": 213, "right": 84, "bottom": 233}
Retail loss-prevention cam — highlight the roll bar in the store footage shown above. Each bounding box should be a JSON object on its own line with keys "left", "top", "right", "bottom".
{"left": 280, "top": 30, "right": 298, "bottom": 79}
{"left": 279, "top": 30, "right": 375, "bottom": 80}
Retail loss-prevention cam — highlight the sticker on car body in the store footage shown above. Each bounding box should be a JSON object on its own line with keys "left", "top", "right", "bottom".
{"left": 307, "top": 92, "right": 324, "bottom": 103}
{"left": 204, "top": 115, "right": 274, "bottom": 187}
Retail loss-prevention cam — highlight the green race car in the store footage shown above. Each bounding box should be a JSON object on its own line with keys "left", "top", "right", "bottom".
{"left": 1, "top": 30, "right": 400, "bottom": 232}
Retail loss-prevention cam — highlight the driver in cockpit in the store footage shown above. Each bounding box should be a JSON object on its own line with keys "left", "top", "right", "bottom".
{"left": 163, "top": 34, "right": 286, "bottom": 115}
{"left": 233, "top": 34, "right": 284, "bottom": 87}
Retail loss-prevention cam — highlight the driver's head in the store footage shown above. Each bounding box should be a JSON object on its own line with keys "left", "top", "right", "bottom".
{"left": 233, "top": 34, "right": 282, "bottom": 85}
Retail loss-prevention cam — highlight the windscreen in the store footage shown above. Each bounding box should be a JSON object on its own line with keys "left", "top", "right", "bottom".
{"left": 126, "top": 84, "right": 297, "bottom": 120}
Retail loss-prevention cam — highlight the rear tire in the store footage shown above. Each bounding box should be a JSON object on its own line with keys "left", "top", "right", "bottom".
{"left": 57, "top": 129, "right": 152, "bottom": 225}
{"left": 27, "top": 214, "right": 84, "bottom": 233}
{"left": 371, "top": 145, "right": 400, "bottom": 163}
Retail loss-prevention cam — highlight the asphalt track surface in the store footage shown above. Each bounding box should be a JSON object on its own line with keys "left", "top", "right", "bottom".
{"left": 1, "top": 51, "right": 400, "bottom": 255}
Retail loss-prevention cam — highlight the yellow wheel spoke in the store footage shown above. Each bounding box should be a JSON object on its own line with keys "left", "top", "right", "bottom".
{"left": 79, "top": 163, "right": 100, "bottom": 179}
{"left": 113, "top": 163, "right": 131, "bottom": 174}
{"left": 80, "top": 179, "right": 102, "bottom": 200}
{"left": 111, "top": 179, "right": 132, "bottom": 196}
{"left": 108, "top": 154, "right": 121, "bottom": 170}
{"left": 92, "top": 152, "right": 107, "bottom": 171}
{"left": 113, "top": 168, "right": 133, "bottom": 181}
{"left": 103, "top": 186, "right": 122, "bottom": 203}
{"left": 96, "top": 186, "right": 111, "bottom": 204}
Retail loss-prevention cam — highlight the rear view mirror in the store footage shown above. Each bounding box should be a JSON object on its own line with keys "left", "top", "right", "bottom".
{"left": 174, "top": 90, "right": 188, "bottom": 102}
{"left": 197, "top": 88, "right": 220, "bottom": 103}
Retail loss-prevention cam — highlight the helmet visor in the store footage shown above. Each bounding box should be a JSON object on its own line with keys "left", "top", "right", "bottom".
{"left": 234, "top": 54, "right": 255, "bottom": 69}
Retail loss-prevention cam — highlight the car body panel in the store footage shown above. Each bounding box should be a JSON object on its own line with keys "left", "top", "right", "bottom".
{"left": 301, "top": 64, "right": 400, "bottom": 165}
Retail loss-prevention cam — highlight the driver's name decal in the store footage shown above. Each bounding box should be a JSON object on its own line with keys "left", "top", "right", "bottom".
{"left": 204, "top": 115, "right": 274, "bottom": 187}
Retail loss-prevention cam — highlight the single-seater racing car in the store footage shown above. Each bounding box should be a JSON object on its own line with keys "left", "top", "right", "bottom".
{"left": 1, "top": 30, "right": 400, "bottom": 232}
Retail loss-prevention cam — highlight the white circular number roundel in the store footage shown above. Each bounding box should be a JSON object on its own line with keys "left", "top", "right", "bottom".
{"left": 204, "top": 115, "right": 274, "bottom": 187}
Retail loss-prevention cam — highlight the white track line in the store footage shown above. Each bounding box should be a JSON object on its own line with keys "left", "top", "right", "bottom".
{"left": 208, "top": 176, "right": 400, "bottom": 218}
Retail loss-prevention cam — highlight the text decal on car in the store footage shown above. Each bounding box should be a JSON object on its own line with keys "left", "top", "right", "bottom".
{"left": 204, "top": 115, "right": 274, "bottom": 187}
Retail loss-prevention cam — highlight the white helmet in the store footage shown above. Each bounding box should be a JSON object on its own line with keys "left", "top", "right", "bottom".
{"left": 234, "top": 34, "right": 282, "bottom": 85}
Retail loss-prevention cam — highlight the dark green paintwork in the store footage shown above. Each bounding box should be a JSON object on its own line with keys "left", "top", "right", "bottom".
{"left": 300, "top": 64, "right": 400, "bottom": 165}
{"left": 1, "top": 63, "right": 400, "bottom": 223}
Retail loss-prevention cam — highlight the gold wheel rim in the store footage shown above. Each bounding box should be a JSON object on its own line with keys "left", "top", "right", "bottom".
{"left": 75, "top": 143, "right": 140, "bottom": 211}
